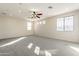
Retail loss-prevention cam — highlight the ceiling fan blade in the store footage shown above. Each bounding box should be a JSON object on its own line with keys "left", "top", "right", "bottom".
{"left": 36, "top": 15, "right": 40, "bottom": 18}
{"left": 37, "top": 13, "right": 42, "bottom": 15}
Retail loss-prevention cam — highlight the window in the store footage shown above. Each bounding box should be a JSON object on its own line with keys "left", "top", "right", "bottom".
{"left": 34, "top": 46, "right": 40, "bottom": 55}
{"left": 65, "top": 16, "right": 73, "bottom": 31}
{"left": 57, "top": 18, "right": 64, "bottom": 31}
{"left": 27, "top": 22, "right": 32, "bottom": 30}
{"left": 39, "top": 22, "right": 42, "bottom": 24}
{"left": 57, "top": 16, "right": 73, "bottom": 31}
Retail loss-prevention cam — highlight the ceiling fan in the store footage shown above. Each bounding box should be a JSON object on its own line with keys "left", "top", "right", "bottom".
{"left": 31, "top": 11, "right": 43, "bottom": 18}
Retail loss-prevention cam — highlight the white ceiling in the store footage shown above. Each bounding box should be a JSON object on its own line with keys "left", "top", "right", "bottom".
{"left": 0, "top": 3, "right": 79, "bottom": 19}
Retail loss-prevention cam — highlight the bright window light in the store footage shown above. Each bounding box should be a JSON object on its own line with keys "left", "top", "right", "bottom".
{"left": 27, "top": 43, "right": 33, "bottom": 49}
{"left": 27, "top": 22, "right": 32, "bottom": 30}
{"left": 27, "top": 22, "right": 32, "bottom": 26}
{"left": 27, "top": 27, "right": 32, "bottom": 30}
{"left": 34, "top": 46, "right": 40, "bottom": 55}
{"left": 44, "top": 50, "right": 52, "bottom": 56}
{"left": 0, "top": 37, "right": 26, "bottom": 47}
{"left": 57, "top": 18, "right": 64, "bottom": 31}
{"left": 65, "top": 16, "right": 73, "bottom": 31}
{"left": 69, "top": 46, "right": 79, "bottom": 52}
{"left": 57, "top": 16, "right": 73, "bottom": 31}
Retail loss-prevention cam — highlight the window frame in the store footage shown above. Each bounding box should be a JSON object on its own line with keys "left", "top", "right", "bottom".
{"left": 57, "top": 15, "right": 74, "bottom": 32}
{"left": 27, "top": 21, "right": 32, "bottom": 31}
{"left": 64, "top": 16, "right": 74, "bottom": 32}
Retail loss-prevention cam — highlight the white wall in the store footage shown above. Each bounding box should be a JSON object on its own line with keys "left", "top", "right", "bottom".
{"left": 34, "top": 10, "right": 79, "bottom": 43}
{"left": 0, "top": 16, "right": 33, "bottom": 39}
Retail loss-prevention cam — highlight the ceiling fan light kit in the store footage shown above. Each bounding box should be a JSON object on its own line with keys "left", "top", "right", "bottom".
{"left": 27, "top": 10, "right": 43, "bottom": 22}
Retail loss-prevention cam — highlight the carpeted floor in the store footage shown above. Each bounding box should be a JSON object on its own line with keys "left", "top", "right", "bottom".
{"left": 0, "top": 35, "right": 79, "bottom": 56}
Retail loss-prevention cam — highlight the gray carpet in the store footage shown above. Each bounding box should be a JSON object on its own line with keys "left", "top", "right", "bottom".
{"left": 0, "top": 35, "right": 79, "bottom": 56}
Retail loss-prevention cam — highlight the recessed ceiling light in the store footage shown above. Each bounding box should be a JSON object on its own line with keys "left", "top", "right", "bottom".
{"left": 18, "top": 3, "right": 23, "bottom": 5}
{"left": 48, "top": 6, "right": 53, "bottom": 9}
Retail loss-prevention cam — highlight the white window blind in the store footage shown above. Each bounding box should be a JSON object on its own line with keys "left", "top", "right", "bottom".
{"left": 27, "top": 22, "right": 32, "bottom": 30}
{"left": 57, "top": 18, "right": 64, "bottom": 31}
{"left": 57, "top": 16, "right": 73, "bottom": 31}
{"left": 65, "top": 16, "right": 73, "bottom": 31}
